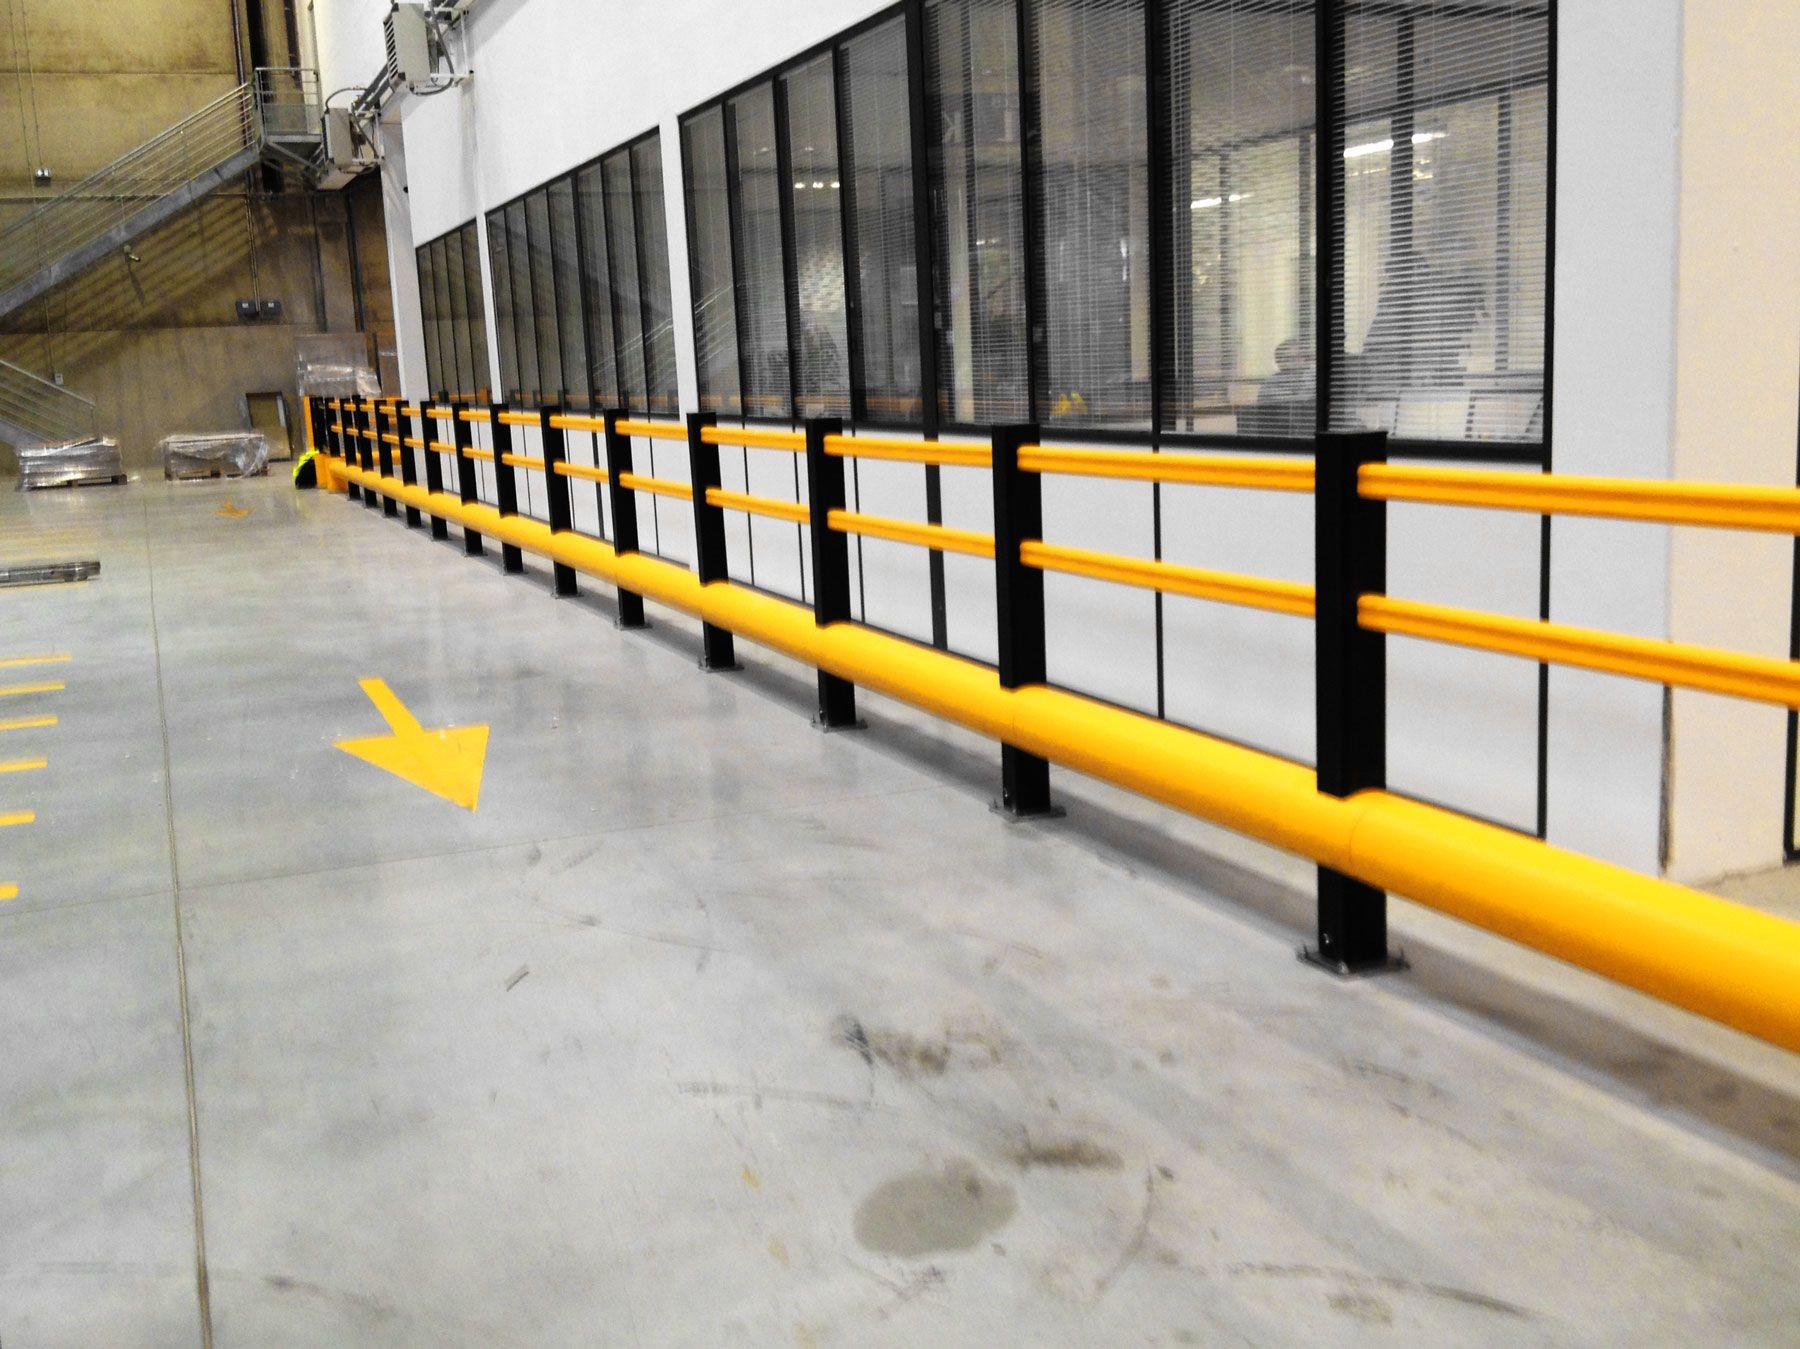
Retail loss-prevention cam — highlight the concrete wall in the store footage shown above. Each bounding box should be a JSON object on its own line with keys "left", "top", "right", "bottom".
{"left": 1664, "top": 0, "right": 1800, "bottom": 883}
{"left": 0, "top": 0, "right": 394, "bottom": 472}
{"left": 315, "top": 0, "right": 1800, "bottom": 883}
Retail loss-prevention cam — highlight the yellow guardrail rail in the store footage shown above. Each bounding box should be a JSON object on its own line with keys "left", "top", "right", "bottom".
{"left": 323, "top": 448, "right": 1800, "bottom": 1056}
{"left": 497, "top": 410, "right": 540, "bottom": 428}
{"left": 616, "top": 417, "right": 687, "bottom": 441}
{"left": 823, "top": 433, "right": 991, "bottom": 469}
{"left": 1021, "top": 540, "right": 1316, "bottom": 617}
{"left": 501, "top": 453, "right": 545, "bottom": 471}
{"left": 549, "top": 413, "right": 610, "bottom": 433}
{"left": 617, "top": 471, "right": 692, "bottom": 501}
{"left": 459, "top": 409, "right": 491, "bottom": 424}
{"left": 701, "top": 425, "right": 806, "bottom": 452}
{"left": 1361, "top": 463, "right": 1800, "bottom": 533}
{"left": 1020, "top": 445, "right": 1314, "bottom": 492}
{"left": 706, "top": 486, "right": 809, "bottom": 524}
{"left": 553, "top": 460, "right": 610, "bottom": 484}
{"left": 1364, "top": 596, "right": 1800, "bottom": 707}
{"left": 828, "top": 509, "right": 995, "bottom": 559}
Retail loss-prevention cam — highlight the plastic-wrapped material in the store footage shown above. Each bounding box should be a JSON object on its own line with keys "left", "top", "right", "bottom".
{"left": 16, "top": 436, "right": 124, "bottom": 490}
{"left": 161, "top": 431, "right": 270, "bottom": 480}
{"left": 295, "top": 334, "right": 380, "bottom": 399}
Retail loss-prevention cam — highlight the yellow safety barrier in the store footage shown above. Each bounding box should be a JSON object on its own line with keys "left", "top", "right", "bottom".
{"left": 616, "top": 418, "right": 687, "bottom": 441}
{"left": 427, "top": 406, "right": 457, "bottom": 421}
{"left": 1020, "top": 444, "right": 1314, "bottom": 492}
{"left": 617, "top": 471, "right": 693, "bottom": 501}
{"left": 823, "top": 433, "right": 991, "bottom": 468}
{"left": 706, "top": 486, "right": 810, "bottom": 525}
{"left": 381, "top": 433, "right": 401, "bottom": 446}
{"left": 461, "top": 447, "right": 496, "bottom": 463}
{"left": 1361, "top": 463, "right": 1800, "bottom": 533}
{"left": 459, "top": 409, "right": 491, "bottom": 423}
{"left": 404, "top": 437, "right": 424, "bottom": 450}
{"left": 549, "top": 413, "right": 610, "bottom": 433}
{"left": 327, "top": 450, "right": 1800, "bottom": 1055}
{"left": 828, "top": 509, "right": 995, "bottom": 559}
{"left": 1363, "top": 596, "right": 1800, "bottom": 707}
{"left": 701, "top": 425, "right": 806, "bottom": 452}
{"left": 401, "top": 405, "right": 421, "bottom": 417}
{"left": 427, "top": 441, "right": 456, "bottom": 455}
{"left": 502, "top": 453, "right": 546, "bottom": 471}
{"left": 497, "top": 410, "right": 540, "bottom": 427}
{"left": 553, "top": 461, "right": 610, "bottom": 484}
{"left": 1022, "top": 540, "right": 1316, "bottom": 617}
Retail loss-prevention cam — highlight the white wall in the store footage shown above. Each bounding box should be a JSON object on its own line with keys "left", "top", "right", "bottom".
{"left": 317, "top": 0, "right": 1714, "bottom": 883}
{"left": 1664, "top": 0, "right": 1800, "bottom": 883}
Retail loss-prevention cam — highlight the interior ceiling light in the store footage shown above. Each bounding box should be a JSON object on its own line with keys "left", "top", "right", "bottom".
{"left": 1344, "top": 130, "right": 1448, "bottom": 159}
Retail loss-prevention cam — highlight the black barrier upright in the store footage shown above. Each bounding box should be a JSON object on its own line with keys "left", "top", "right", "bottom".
{"left": 396, "top": 403, "right": 423, "bottom": 529}
{"left": 338, "top": 403, "right": 360, "bottom": 503}
{"left": 540, "top": 406, "right": 578, "bottom": 598}
{"left": 804, "top": 417, "right": 862, "bottom": 730}
{"left": 602, "top": 409, "right": 648, "bottom": 629}
{"left": 421, "top": 401, "right": 450, "bottom": 540}
{"left": 374, "top": 403, "right": 399, "bottom": 519}
{"left": 491, "top": 403, "right": 525, "bottom": 574}
{"left": 686, "top": 412, "right": 740, "bottom": 671}
{"left": 1307, "top": 429, "right": 1403, "bottom": 976}
{"left": 451, "top": 406, "right": 485, "bottom": 557}
{"left": 356, "top": 402, "right": 380, "bottom": 511}
{"left": 990, "top": 423, "right": 1059, "bottom": 819}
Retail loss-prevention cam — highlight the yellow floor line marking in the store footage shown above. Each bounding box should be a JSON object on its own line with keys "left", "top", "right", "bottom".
{"left": 0, "top": 715, "right": 56, "bottom": 732}
{"left": 0, "top": 681, "right": 64, "bottom": 697}
{"left": 0, "top": 884, "right": 16, "bottom": 901}
{"left": 0, "top": 810, "right": 35, "bottom": 827}
{"left": 0, "top": 757, "right": 46, "bottom": 773}
{"left": 0, "top": 654, "right": 71, "bottom": 668}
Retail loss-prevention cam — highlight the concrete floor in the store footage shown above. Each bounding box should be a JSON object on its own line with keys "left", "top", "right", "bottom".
{"left": 1, "top": 475, "right": 1797, "bottom": 1348}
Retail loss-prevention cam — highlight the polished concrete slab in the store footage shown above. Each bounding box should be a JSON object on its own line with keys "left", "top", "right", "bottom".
{"left": 1, "top": 475, "right": 1797, "bottom": 1347}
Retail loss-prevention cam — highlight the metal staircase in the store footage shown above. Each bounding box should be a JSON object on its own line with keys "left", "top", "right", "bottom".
{"left": 0, "top": 68, "right": 323, "bottom": 447}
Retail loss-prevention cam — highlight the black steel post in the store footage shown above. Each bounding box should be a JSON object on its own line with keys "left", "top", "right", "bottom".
{"left": 603, "top": 409, "right": 648, "bottom": 629}
{"left": 357, "top": 402, "right": 379, "bottom": 511}
{"left": 1306, "top": 429, "right": 1403, "bottom": 976}
{"left": 491, "top": 402, "right": 524, "bottom": 575}
{"left": 541, "top": 406, "right": 578, "bottom": 598}
{"left": 374, "top": 402, "right": 398, "bottom": 519}
{"left": 420, "top": 406, "right": 450, "bottom": 540}
{"left": 452, "top": 406, "right": 485, "bottom": 557}
{"left": 337, "top": 402, "right": 360, "bottom": 502}
{"left": 686, "top": 411, "right": 740, "bottom": 671}
{"left": 396, "top": 403, "right": 423, "bottom": 529}
{"left": 990, "top": 423, "right": 1058, "bottom": 819}
{"left": 804, "top": 417, "right": 862, "bottom": 730}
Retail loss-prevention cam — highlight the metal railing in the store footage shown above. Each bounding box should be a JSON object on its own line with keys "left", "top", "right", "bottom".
{"left": 313, "top": 397, "right": 1800, "bottom": 1058}
{"left": 0, "top": 357, "right": 97, "bottom": 444}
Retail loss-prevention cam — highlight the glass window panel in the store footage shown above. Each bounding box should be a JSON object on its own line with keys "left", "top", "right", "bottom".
{"left": 841, "top": 17, "right": 921, "bottom": 424}
{"left": 1333, "top": 2, "right": 1549, "bottom": 443}
{"left": 576, "top": 162, "right": 620, "bottom": 406}
{"left": 487, "top": 212, "right": 518, "bottom": 401}
{"left": 602, "top": 149, "right": 647, "bottom": 409}
{"left": 1165, "top": 0, "right": 1315, "bottom": 437}
{"left": 1033, "top": 0, "right": 1150, "bottom": 428}
{"left": 549, "top": 177, "right": 589, "bottom": 407}
{"left": 631, "top": 136, "right": 680, "bottom": 414}
{"left": 925, "top": 0, "right": 1027, "bottom": 426}
{"left": 684, "top": 107, "right": 741, "bottom": 415}
{"left": 784, "top": 54, "right": 850, "bottom": 418}
{"left": 526, "top": 189, "right": 564, "bottom": 400}
{"left": 731, "top": 84, "right": 790, "bottom": 418}
{"left": 446, "top": 229, "right": 476, "bottom": 401}
{"left": 433, "top": 237, "right": 458, "bottom": 400}
{"left": 417, "top": 244, "right": 441, "bottom": 396}
{"left": 461, "top": 221, "right": 492, "bottom": 402}
{"left": 506, "top": 199, "right": 539, "bottom": 401}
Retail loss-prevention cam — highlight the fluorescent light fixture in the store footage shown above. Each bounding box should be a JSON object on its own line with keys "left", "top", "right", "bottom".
{"left": 1345, "top": 130, "right": 1446, "bottom": 159}
{"left": 1189, "top": 192, "right": 1250, "bottom": 210}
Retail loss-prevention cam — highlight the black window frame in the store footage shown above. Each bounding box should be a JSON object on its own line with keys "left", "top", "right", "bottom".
{"left": 413, "top": 217, "right": 492, "bottom": 404}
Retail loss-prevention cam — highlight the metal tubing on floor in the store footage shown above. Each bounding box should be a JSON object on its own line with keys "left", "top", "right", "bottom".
{"left": 326, "top": 455, "right": 1800, "bottom": 1056}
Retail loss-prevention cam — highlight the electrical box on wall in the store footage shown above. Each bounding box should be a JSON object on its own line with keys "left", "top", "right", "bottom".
{"left": 324, "top": 108, "right": 359, "bottom": 167}
{"left": 384, "top": 5, "right": 434, "bottom": 89}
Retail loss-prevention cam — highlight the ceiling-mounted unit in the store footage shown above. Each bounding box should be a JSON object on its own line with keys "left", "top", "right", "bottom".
{"left": 384, "top": 4, "right": 435, "bottom": 90}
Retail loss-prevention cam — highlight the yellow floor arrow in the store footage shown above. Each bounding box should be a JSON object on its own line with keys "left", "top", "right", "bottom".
{"left": 334, "top": 677, "right": 488, "bottom": 810}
